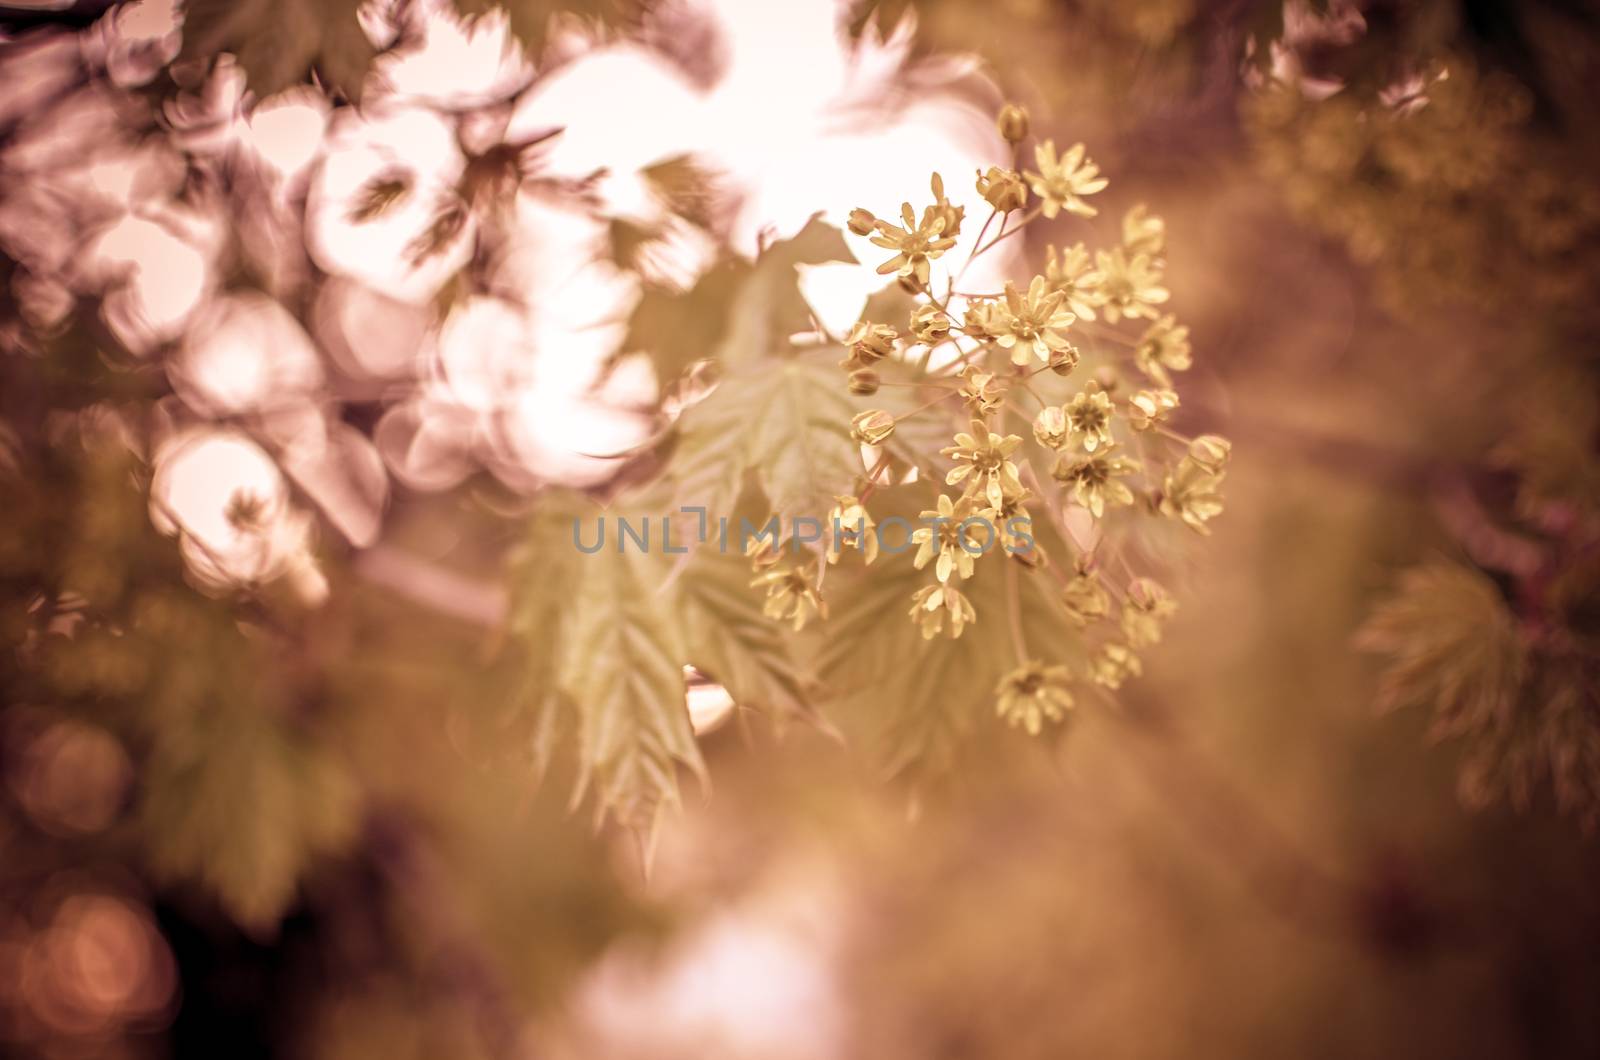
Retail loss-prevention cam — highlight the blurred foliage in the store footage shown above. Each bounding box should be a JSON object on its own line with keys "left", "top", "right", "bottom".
{"left": 3, "top": 0, "right": 1600, "bottom": 1057}
{"left": 1360, "top": 561, "right": 1600, "bottom": 828}
{"left": 180, "top": 0, "right": 375, "bottom": 101}
{"left": 1240, "top": 0, "right": 1600, "bottom": 828}
{"left": 2, "top": 414, "right": 355, "bottom": 931}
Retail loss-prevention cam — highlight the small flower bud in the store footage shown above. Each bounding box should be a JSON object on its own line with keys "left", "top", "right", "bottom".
{"left": 851, "top": 409, "right": 897, "bottom": 446}
{"left": 910, "top": 303, "right": 952, "bottom": 345}
{"left": 976, "top": 166, "right": 1027, "bottom": 213}
{"left": 1188, "top": 434, "right": 1231, "bottom": 472}
{"left": 847, "top": 208, "right": 876, "bottom": 236}
{"left": 847, "top": 369, "right": 881, "bottom": 395}
{"left": 1033, "top": 405, "right": 1068, "bottom": 449}
{"left": 1048, "top": 343, "right": 1080, "bottom": 376}
{"left": 997, "top": 103, "right": 1030, "bottom": 144}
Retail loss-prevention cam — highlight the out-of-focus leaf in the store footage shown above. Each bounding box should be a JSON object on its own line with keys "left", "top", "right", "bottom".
{"left": 1358, "top": 559, "right": 1600, "bottom": 827}
{"left": 1356, "top": 560, "right": 1526, "bottom": 738}
{"left": 619, "top": 216, "right": 853, "bottom": 383}
{"left": 737, "top": 216, "right": 857, "bottom": 351}
{"left": 181, "top": 0, "right": 375, "bottom": 101}
{"left": 859, "top": 279, "right": 917, "bottom": 330}
{"left": 492, "top": 498, "right": 590, "bottom": 780}
{"left": 139, "top": 702, "right": 360, "bottom": 932}
{"left": 642, "top": 154, "right": 721, "bottom": 231}
{"left": 621, "top": 260, "right": 751, "bottom": 384}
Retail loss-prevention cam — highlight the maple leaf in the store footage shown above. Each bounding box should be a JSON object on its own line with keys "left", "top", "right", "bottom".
{"left": 139, "top": 701, "right": 360, "bottom": 932}
{"left": 816, "top": 484, "right": 1088, "bottom": 783}
{"left": 670, "top": 353, "right": 864, "bottom": 523}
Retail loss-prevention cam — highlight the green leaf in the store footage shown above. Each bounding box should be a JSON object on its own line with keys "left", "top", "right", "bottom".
{"left": 139, "top": 704, "right": 360, "bottom": 933}
{"left": 477, "top": 499, "right": 590, "bottom": 779}
{"left": 555, "top": 516, "right": 703, "bottom": 831}
{"left": 621, "top": 260, "right": 752, "bottom": 384}
{"left": 181, "top": 0, "right": 375, "bottom": 101}
{"left": 618, "top": 216, "right": 854, "bottom": 384}
{"left": 1356, "top": 560, "right": 1526, "bottom": 738}
{"left": 858, "top": 278, "right": 917, "bottom": 330}
{"left": 817, "top": 485, "right": 1088, "bottom": 781}
{"left": 732, "top": 216, "right": 857, "bottom": 356}
{"left": 507, "top": 497, "right": 705, "bottom": 834}
{"left": 680, "top": 543, "right": 821, "bottom": 728}
{"left": 671, "top": 354, "right": 863, "bottom": 523}
{"left": 641, "top": 154, "right": 721, "bottom": 232}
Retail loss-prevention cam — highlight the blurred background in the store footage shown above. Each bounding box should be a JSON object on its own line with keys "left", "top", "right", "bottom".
{"left": 3, "top": 0, "right": 1600, "bottom": 1057}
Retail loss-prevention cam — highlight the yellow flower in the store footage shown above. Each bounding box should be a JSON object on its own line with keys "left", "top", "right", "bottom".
{"left": 1134, "top": 314, "right": 1192, "bottom": 386}
{"left": 1052, "top": 443, "right": 1141, "bottom": 518}
{"left": 869, "top": 200, "right": 958, "bottom": 286}
{"left": 1033, "top": 405, "right": 1069, "bottom": 449}
{"left": 1159, "top": 457, "right": 1226, "bottom": 535}
{"left": 826, "top": 494, "right": 878, "bottom": 565}
{"left": 1095, "top": 247, "right": 1170, "bottom": 323}
{"left": 910, "top": 493, "right": 986, "bottom": 583}
{"left": 1188, "top": 434, "right": 1231, "bottom": 473}
{"left": 1025, "top": 140, "right": 1109, "bottom": 219}
{"left": 841, "top": 321, "right": 898, "bottom": 370}
{"left": 745, "top": 532, "right": 782, "bottom": 571}
{"left": 992, "top": 276, "right": 1076, "bottom": 366}
{"left": 1063, "top": 382, "right": 1116, "bottom": 453}
{"left": 847, "top": 208, "right": 876, "bottom": 236}
{"left": 997, "top": 103, "right": 1030, "bottom": 144}
{"left": 910, "top": 303, "right": 952, "bottom": 345}
{"left": 942, "top": 420, "right": 1026, "bottom": 509}
{"left": 995, "top": 660, "right": 1076, "bottom": 735}
{"left": 1090, "top": 640, "right": 1142, "bottom": 688}
{"left": 927, "top": 172, "right": 965, "bottom": 241}
{"left": 981, "top": 488, "right": 1036, "bottom": 556}
{"left": 1122, "top": 204, "right": 1166, "bottom": 259}
{"left": 1127, "top": 388, "right": 1179, "bottom": 430}
{"left": 752, "top": 560, "right": 826, "bottom": 631}
{"left": 1044, "top": 243, "right": 1105, "bottom": 320}
{"left": 909, "top": 583, "right": 978, "bottom": 639}
{"left": 977, "top": 166, "right": 1027, "bottom": 214}
{"left": 1061, "top": 569, "right": 1111, "bottom": 626}
{"left": 851, "top": 409, "right": 896, "bottom": 446}
{"left": 957, "top": 364, "right": 1007, "bottom": 414}
{"left": 1121, "top": 577, "right": 1177, "bottom": 648}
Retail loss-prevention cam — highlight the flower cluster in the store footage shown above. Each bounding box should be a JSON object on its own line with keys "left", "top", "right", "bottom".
{"left": 753, "top": 103, "right": 1231, "bottom": 735}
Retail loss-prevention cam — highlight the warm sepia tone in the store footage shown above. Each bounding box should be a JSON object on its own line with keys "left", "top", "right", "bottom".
{"left": 2, "top": 1, "right": 1598, "bottom": 1057}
